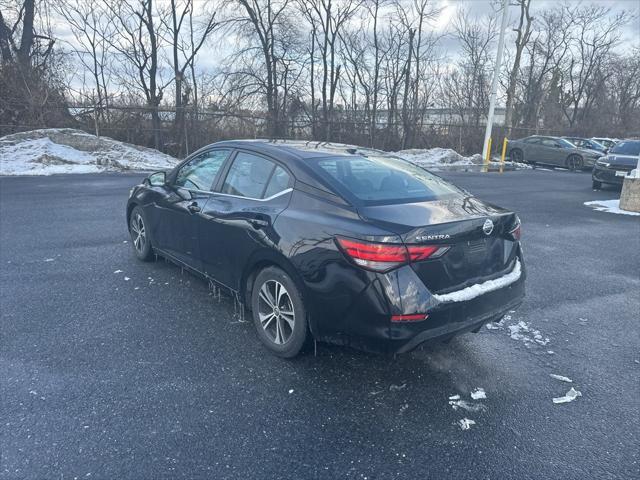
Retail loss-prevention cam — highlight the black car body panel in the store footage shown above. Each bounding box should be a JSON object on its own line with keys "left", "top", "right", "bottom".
{"left": 592, "top": 140, "right": 640, "bottom": 187}
{"left": 127, "top": 141, "right": 526, "bottom": 354}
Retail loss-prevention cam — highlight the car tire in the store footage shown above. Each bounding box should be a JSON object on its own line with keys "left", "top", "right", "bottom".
{"left": 129, "top": 206, "right": 154, "bottom": 261}
{"left": 510, "top": 149, "right": 524, "bottom": 163}
{"left": 251, "top": 266, "right": 309, "bottom": 358}
{"left": 566, "top": 154, "right": 583, "bottom": 171}
{"left": 592, "top": 179, "right": 602, "bottom": 190}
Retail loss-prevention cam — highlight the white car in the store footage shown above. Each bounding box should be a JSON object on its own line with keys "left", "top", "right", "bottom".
{"left": 591, "top": 137, "right": 619, "bottom": 149}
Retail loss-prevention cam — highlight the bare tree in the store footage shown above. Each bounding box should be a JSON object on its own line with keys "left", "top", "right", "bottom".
{"left": 559, "top": 5, "right": 627, "bottom": 129}
{"left": 503, "top": 0, "right": 533, "bottom": 134}
{"left": 104, "top": 0, "right": 167, "bottom": 149}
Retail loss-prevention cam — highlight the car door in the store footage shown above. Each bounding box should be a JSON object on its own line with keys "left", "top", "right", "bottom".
{"left": 197, "top": 150, "right": 294, "bottom": 290}
{"left": 539, "top": 138, "right": 562, "bottom": 165}
{"left": 152, "top": 149, "right": 231, "bottom": 270}
{"left": 521, "top": 137, "right": 541, "bottom": 162}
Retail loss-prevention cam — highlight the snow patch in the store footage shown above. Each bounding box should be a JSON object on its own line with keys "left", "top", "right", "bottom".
{"left": 549, "top": 374, "right": 573, "bottom": 383}
{"left": 507, "top": 321, "right": 550, "bottom": 345}
{"left": 0, "top": 128, "right": 178, "bottom": 176}
{"left": 584, "top": 199, "right": 640, "bottom": 216}
{"left": 433, "top": 259, "right": 521, "bottom": 304}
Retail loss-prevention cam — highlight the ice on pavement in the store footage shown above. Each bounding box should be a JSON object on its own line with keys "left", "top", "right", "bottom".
{"left": 584, "top": 199, "right": 640, "bottom": 216}
{"left": 113, "top": 270, "right": 123, "bottom": 274}
{"left": 389, "top": 383, "right": 407, "bottom": 391}
{"left": 458, "top": 418, "right": 476, "bottom": 430}
{"left": 549, "top": 374, "right": 573, "bottom": 383}
{"left": 470, "top": 388, "right": 487, "bottom": 400}
{"left": 507, "top": 321, "right": 549, "bottom": 346}
{"left": 433, "top": 259, "right": 522, "bottom": 303}
{"left": 449, "top": 399, "right": 486, "bottom": 412}
{"left": 0, "top": 128, "right": 177, "bottom": 175}
{"left": 448, "top": 394, "right": 461, "bottom": 401}
{"left": 553, "top": 387, "right": 582, "bottom": 404}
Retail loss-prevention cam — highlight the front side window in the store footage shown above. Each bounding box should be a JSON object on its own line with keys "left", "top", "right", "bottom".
{"left": 175, "top": 149, "right": 230, "bottom": 191}
{"left": 524, "top": 137, "right": 541, "bottom": 144}
{"left": 311, "top": 155, "right": 463, "bottom": 204}
{"left": 221, "top": 152, "right": 284, "bottom": 199}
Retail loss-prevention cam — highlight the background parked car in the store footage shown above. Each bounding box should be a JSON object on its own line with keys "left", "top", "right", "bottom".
{"left": 563, "top": 137, "right": 607, "bottom": 153}
{"left": 507, "top": 136, "right": 602, "bottom": 170}
{"left": 591, "top": 137, "right": 619, "bottom": 149}
{"left": 592, "top": 139, "right": 640, "bottom": 189}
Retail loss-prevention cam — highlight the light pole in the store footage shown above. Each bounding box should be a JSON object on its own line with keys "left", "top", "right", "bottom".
{"left": 482, "top": 0, "right": 510, "bottom": 162}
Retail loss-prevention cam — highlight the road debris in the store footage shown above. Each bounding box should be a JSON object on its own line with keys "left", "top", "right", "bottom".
{"left": 553, "top": 387, "right": 582, "bottom": 404}
{"left": 448, "top": 394, "right": 461, "bottom": 400}
{"left": 124, "top": 277, "right": 130, "bottom": 281}
{"left": 549, "top": 374, "right": 573, "bottom": 383}
{"left": 113, "top": 269, "right": 123, "bottom": 274}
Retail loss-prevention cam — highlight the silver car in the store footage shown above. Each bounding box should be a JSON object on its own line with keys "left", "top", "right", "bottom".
{"left": 507, "top": 136, "right": 602, "bottom": 169}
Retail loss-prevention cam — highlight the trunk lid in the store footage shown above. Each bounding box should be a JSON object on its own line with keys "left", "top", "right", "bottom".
{"left": 357, "top": 196, "right": 519, "bottom": 294}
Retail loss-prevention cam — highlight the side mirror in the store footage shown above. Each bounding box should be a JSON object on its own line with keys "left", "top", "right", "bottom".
{"left": 145, "top": 171, "right": 166, "bottom": 187}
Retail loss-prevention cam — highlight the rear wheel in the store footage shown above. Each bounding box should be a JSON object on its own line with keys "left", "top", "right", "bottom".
{"left": 566, "top": 154, "right": 583, "bottom": 171}
{"left": 129, "top": 206, "right": 154, "bottom": 261}
{"left": 592, "top": 179, "right": 602, "bottom": 190}
{"left": 509, "top": 149, "right": 523, "bottom": 163}
{"left": 251, "top": 266, "right": 308, "bottom": 358}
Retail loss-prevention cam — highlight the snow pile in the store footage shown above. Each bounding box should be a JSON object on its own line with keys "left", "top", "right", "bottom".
{"left": 394, "top": 147, "right": 483, "bottom": 167}
{"left": 262, "top": 139, "right": 491, "bottom": 170}
{"left": 584, "top": 199, "right": 640, "bottom": 216}
{"left": 552, "top": 387, "right": 582, "bottom": 404}
{"left": 0, "top": 128, "right": 178, "bottom": 176}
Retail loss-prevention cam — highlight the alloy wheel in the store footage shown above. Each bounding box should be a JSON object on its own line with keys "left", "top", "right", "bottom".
{"left": 130, "top": 213, "right": 146, "bottom": 254}
{"left": 257, "top": 280, "right": 295, "bottom": 345}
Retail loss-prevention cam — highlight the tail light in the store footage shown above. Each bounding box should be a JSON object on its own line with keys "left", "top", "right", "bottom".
{"left": 336, "top": 237, "right": 449, "bottom": 272}
{"left": 509, "top": 216, "right": 521, "bottom": 241}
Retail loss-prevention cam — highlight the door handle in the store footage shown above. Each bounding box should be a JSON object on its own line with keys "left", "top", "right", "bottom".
{"left": 248, "top": 217, "right": 270, "bottom": 229}
{"left": 187, "top": 202, "right": 201, "bottom": 213}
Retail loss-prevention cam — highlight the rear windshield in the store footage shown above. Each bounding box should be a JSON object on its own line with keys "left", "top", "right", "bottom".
{"left": 610, "top": 141, "right": 640, "bottom": 156}
{"left": 311, "top": 155, "right": 463, "bottom": 204}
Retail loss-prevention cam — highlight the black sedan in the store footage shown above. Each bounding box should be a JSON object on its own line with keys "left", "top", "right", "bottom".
{"left": 127, "top": 141, "right": 525, "bottom": 357}
{"left": 592, "top": 140, "right": 640, "bottom": 189}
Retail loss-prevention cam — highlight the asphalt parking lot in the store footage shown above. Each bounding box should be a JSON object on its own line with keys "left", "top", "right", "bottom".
{"left": 1, "top": 168, "right": 638, "bottom": 480}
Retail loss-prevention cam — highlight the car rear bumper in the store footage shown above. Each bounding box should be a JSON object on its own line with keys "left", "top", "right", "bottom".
{"left": 311, "top": 250, "right": 526, "bottom": 354}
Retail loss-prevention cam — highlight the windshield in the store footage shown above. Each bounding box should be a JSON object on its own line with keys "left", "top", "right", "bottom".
{"left": 610, "top": 141, "right": 640, "bottom": 156}
{"left": 311, "top": 155, "right": 464, "bottom": 205}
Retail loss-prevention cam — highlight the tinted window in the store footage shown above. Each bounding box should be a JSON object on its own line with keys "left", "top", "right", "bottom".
{"left": 541, "top": 139, "right": 558, "bottom": 147}
{"left": 222, "top": 152, "right": 276, "bottom": 198}
{"left": 524, "top": 137, "right": 541, "bottom": 144}
{"left": 610, "top": 141, "right": 640, "bottom": 156}
{"left": 175, "top": 149, "right": 229, "bottom": 191}
{"left": 263, "top": 166, "right": 291, "bottom": 198}
{"left": 312, "top": 155, "right": 462, "bottom": 204}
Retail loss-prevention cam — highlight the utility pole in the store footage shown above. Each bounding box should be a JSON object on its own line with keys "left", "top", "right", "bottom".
{"left": 482, "top": 0, "right": 510, "bottom": 161}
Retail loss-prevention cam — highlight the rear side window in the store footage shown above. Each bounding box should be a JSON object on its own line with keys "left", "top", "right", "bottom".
{"left": 221, "top": 152, "right": 290, "bottom": 199}
{"left": 312, "top": 155, "right": 462, "bottom": 204}
{"left": 263, "top": 166, "right": 291, "bottom": 198}
{"left": 175, "top": 149, "right": 230, "bottom": 191}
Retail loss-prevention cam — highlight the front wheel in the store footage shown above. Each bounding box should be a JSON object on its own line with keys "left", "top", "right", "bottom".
{"left": 129, "top": 206, "right": 154, "bottom": 261}
{"left": 592, "top": 179, "right": 602, "bottom": 190}
{"left": 251, "top": 266, "right": 309, "bottom": 358}
{"left": 566, "top": 154, "right": 583, "bottom": 171}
